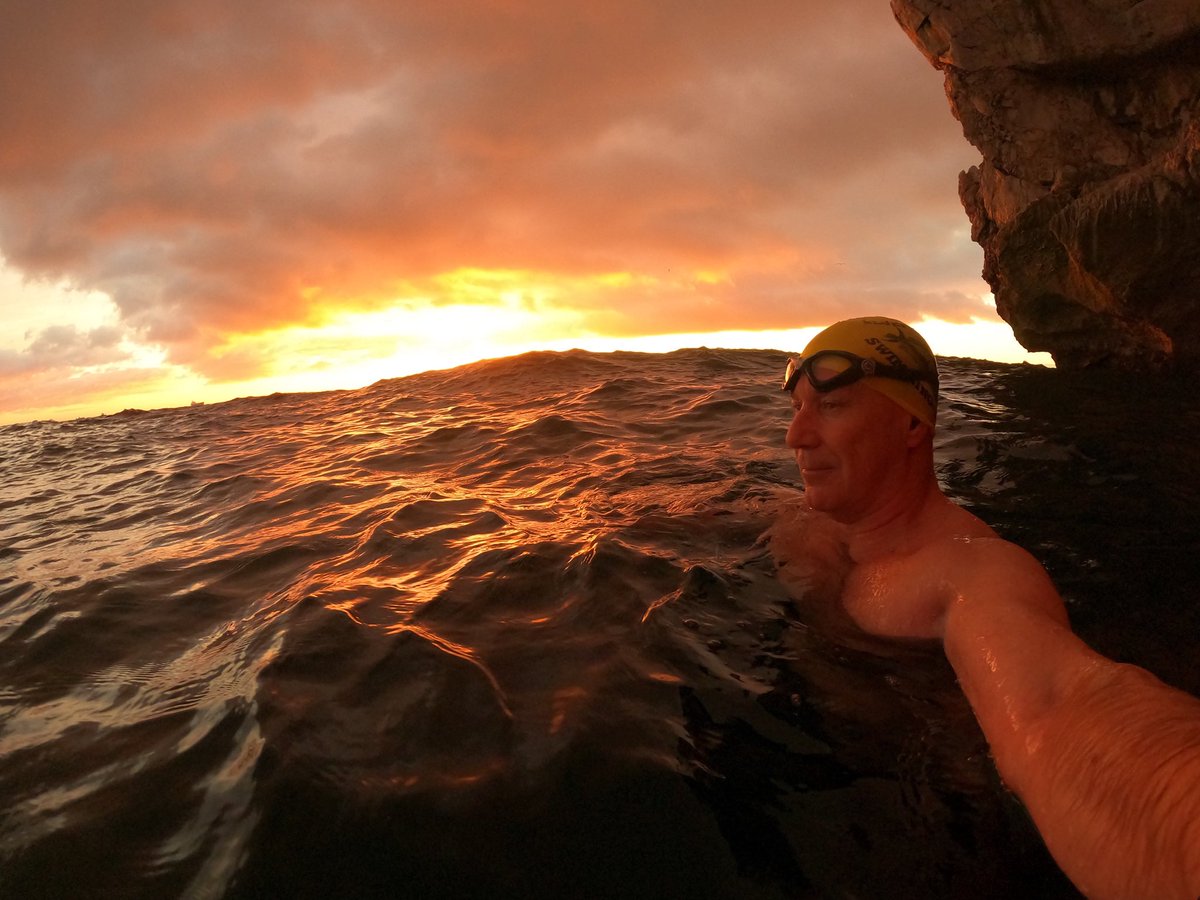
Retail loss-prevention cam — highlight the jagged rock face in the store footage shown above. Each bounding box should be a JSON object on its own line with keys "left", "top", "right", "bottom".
{"left": 892, "top": 0, "right": 1200, "bottom": 370}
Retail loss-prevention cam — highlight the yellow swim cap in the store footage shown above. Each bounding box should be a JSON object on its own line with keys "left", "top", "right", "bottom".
{"left": 800, "top": 316, "right": 939, "bottom": 425}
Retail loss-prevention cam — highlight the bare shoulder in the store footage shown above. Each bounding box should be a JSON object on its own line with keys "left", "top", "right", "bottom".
{"left": 913, "top": 498, "right": 1066, "bottom": 622}
{"left": 915, "top": 538, "right": 1070, "bottom": 660}
{"left": 943, "top": 536, "right": 1067, "bottom": 622}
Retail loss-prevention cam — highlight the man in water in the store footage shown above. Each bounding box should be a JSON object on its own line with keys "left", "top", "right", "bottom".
{"left": 779, "top": 316, "right": 1200, "bottom": 900}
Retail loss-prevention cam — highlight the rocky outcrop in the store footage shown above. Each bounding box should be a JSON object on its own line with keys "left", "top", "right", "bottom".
{"left": 892, "top": 0, "right": 1200, "bottom": 370}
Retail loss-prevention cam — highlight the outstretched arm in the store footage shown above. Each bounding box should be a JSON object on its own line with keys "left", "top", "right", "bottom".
{"left": 941, "top": 540, "right": 1200, "bottom": 900}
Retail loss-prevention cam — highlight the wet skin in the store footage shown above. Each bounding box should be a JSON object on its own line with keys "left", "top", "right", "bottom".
{"left": 781, "top": 375, "right": 1200, "bottom": 899}
{"left": 785, "top": 376, "right": 1005, "bottom": 637}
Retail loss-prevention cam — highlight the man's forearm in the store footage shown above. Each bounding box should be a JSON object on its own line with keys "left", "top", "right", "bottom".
{"left": 997, "top": 657, "right": 1200, "bottom": 900}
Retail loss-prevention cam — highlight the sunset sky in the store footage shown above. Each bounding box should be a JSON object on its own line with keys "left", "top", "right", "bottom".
{"left": 0, "top": 1, "right": 1052, "bottom": 426}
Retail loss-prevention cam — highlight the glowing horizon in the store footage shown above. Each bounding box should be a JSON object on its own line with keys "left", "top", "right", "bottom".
{"left": 0, "top": 264, "right": 1051, "bottom": 426}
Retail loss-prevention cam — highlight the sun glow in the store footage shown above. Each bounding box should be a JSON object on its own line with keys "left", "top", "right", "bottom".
{"left": 202, "top": 289, "right": 1052, "bottom": 402}
{"left": 915, "top": 316, "right": 1053, "bottom": 366}
{"left": 297, "top": 295, "right": 590, "bottom": 388}
{"left": 1, "top": 260, "right": 1052, "bottom": 427}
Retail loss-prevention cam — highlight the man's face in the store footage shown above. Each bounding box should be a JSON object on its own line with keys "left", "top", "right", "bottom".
{"left": 784, "top": 378, "right": 913, "bottom": 522}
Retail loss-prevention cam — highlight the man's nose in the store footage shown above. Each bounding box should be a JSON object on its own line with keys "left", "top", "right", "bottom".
{"left": 785, "top": 404, "right": 819, "bottom": 450}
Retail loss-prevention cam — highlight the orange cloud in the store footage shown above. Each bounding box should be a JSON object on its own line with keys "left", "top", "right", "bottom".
{"left": 0, "top": 0, "right": 995, "bottom": 418}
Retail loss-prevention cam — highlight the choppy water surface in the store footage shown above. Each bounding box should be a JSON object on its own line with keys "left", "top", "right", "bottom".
{"left": 2, "top": 348, "right": 1198, "bottom": 899}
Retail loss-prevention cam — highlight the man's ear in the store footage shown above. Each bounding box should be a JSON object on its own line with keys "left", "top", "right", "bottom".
{"left": 906, "top": 416, "right": 930, "bottom": 446}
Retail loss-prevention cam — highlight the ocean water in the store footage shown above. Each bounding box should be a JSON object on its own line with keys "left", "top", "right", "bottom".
{"left": 2, "top": 348, "right": 1198, "bottom": 900}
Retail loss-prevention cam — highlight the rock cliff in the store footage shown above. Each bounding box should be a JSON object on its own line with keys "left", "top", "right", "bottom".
{"left": 892, "top": 0, "right": 1200, "bottom": 370}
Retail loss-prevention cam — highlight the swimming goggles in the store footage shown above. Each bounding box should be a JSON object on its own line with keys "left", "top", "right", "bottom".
{"left": 782, "top": 350, "right": 932, "bottom": 393}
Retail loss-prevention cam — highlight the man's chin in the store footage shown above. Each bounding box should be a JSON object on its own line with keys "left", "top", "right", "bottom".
{"left": 803, "top": 487, "right": 837, "bottom": 513}
{"left": 804, "top": 487, "right": 858, "bottom": 524}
